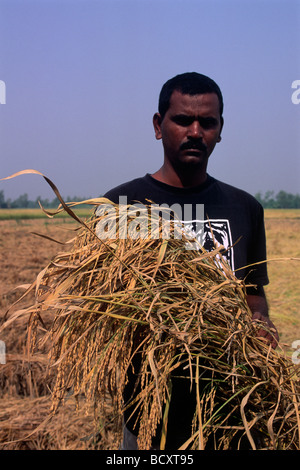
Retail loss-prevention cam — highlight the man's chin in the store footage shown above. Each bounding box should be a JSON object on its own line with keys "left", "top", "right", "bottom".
{"left": 178, "top": 154, "right": 207, "bottom": 168}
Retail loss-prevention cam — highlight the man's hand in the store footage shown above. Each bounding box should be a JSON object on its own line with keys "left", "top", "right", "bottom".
{"left": 246, "top": 290, "right": 279, "bottom": 349}
{"left": 251, "top": 311, "right": 279, "bottom": 349}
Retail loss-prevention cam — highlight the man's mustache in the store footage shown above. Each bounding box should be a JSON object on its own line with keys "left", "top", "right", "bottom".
{"left": 180, "top": 140, "right": 207, "bottom": 152}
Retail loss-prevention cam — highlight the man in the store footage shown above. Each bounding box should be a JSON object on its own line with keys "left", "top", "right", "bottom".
{"left": 104, "top": 72, "right": 279, "bottom": 448}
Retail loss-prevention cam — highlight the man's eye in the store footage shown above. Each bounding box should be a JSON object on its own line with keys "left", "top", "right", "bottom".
{"left": 173, "top": 116, "right": 193, "bottom": 126}
{"left": 201, "top": 118, "right": 218, "bottom": 129}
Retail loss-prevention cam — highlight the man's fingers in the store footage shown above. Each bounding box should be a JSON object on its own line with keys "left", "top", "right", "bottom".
{"left": 251, "top": 313, "right": 279, "bottom": 349}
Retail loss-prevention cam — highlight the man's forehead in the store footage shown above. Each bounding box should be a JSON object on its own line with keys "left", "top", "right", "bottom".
{"left": 169, "top": 90, "right": 220, "bottom": 114}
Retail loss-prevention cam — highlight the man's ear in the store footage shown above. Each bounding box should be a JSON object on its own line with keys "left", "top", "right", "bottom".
{"left": 153, "top": 113, "right": 162, "bottom": 140}
{"left": 217, "top": 117, "right": 224, "bottom": 142}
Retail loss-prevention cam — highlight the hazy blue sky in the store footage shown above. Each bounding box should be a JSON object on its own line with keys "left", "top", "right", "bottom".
{"left": 0, "top": 0, "right": 299, "bottom": 200}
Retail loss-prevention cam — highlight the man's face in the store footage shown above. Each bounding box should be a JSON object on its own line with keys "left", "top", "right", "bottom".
{"left": 153, "top": 90, "right": 223, "bottom": 171}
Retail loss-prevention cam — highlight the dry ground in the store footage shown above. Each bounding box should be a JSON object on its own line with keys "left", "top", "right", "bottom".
{"left": 0, "top": 217, "right": 117, "bottom": 449}
{"left": 0, "top": 210, "right": 299, "bottom": 449}
{"left": 264, "top": 210, "right": 300, "bottom": 350}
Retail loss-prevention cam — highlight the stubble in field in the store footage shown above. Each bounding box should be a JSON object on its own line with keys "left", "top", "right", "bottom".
{"left": 264, "top": 209, "right": 300, "bottom": 351}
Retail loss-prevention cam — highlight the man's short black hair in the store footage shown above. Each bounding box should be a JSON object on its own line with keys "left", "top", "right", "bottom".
{"left": 158, "top": 72, "right": 224, "bottom": 121}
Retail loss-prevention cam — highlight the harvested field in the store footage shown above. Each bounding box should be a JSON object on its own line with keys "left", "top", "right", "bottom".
{"left": 0, "top": 217, "right": 118, "bottom": 449}
{"left": 0, "top": 209, "right": 299, "bottom": 450}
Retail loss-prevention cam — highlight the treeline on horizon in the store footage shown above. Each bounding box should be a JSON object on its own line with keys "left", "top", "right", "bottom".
{"left": 254, "top": 190, "right": 300, "bottom": 209}
{"left": 0, "top": 190, "right": 93, "bottom": 209}
{"left": 0, "top": 189, "right": 300, "bottom": 209}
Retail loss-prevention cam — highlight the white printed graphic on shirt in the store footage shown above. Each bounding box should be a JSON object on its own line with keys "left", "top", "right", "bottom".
{"left": 181, "top": 219, "right": 235, "bottom": 272}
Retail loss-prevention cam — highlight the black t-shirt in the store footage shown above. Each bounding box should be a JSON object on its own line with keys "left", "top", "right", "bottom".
{"left": 104, "top": 173, "right": 269, "bottom": 287}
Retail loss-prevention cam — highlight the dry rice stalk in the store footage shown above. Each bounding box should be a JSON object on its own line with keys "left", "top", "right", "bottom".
{"left": 1, "top": 188, "right": 300, "bottom": 450}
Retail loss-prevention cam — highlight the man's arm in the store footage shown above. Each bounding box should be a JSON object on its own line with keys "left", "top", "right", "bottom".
{"left": 246, "top": 286, "right": 279, "bottom": 349}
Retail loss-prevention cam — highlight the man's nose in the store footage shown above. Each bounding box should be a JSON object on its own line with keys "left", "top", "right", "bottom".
{"left": 188, "top": 120, "right": 203, "bottom": 139}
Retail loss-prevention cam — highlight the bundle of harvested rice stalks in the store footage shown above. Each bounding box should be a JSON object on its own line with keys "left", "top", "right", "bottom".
{"left": 1, "top": 171, "right": 299, "bottom": 450}
{"left": 1, "top": 200, "right": 298, "bottom": 451}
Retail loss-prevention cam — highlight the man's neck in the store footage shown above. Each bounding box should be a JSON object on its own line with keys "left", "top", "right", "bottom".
{"left": 151, "top": 164, "right": 207, "bottom": 188}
